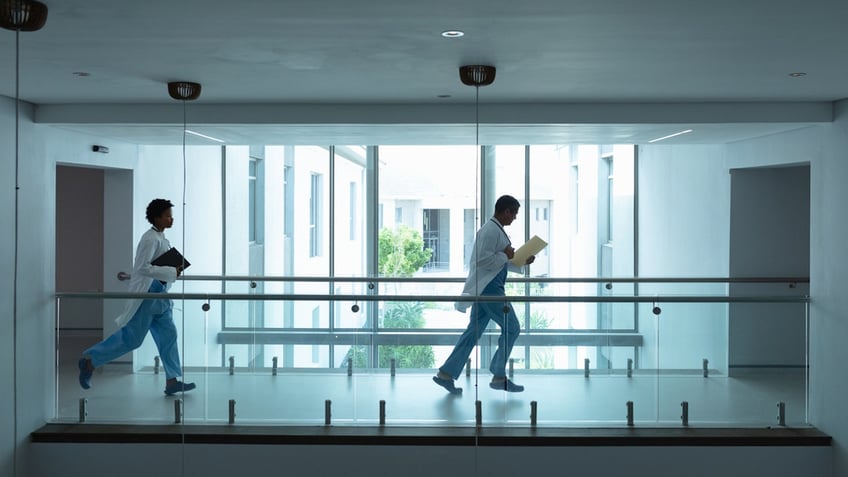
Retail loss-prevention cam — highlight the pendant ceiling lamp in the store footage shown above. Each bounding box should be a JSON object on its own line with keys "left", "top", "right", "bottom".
{"left": 458, "top": 64, "right": 496, "bottom": 213}
{"left": 458, "top": 64, "right": 497, "bottom": 149}
{"left": 0, "top": 0, "right": 48, "bottom": 31}
{"left": 2, "top": 1, "right": 47, "bottom": 475}
{"left": 167, "top": 80, "right": 200, "bottom": 320}
{"left": 168, "top": 81, "right": 202, "bottom": 101}
{"left": 166, "top": 80, "right": 201, "bottom": 236}
{"left": 460, "top": 65, "right": 496, "bottom": 398}
{"left": 459, "top": 64, "right": 496, "bottom": 87}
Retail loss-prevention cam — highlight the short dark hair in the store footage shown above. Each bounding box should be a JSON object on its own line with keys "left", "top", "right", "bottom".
{"left": 494, "top": 195, "right": 520, "bottom": 214}
{"left": 146, "top": 199, "right": 174, "bottom": 225}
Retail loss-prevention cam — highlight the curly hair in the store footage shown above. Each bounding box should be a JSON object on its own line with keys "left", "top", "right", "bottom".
{"left": 145, "top": 199, "right": 174, "bottom": 225}
{"left": 494, "top": 195, "right": 520, "bottom": 214}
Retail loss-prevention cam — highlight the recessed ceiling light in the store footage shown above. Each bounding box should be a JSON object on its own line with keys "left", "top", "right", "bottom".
{"left": 441, "top": 30, "right": 464, "bottom": 38}
{"left": 72, "top": 71, "right": 90, "bottom": 77}
{"left": 788, "top": 72, "right": 807, "bottom": 77}
{"left": 648, "top": 129, "right": 693, "bottom": 143}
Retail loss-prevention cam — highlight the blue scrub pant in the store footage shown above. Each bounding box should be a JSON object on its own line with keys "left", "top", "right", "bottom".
{"left": 439, "top": 288, "right": 520, "bottom": 380}
{"left": 84, "top": 280, "right": 183, "bottom": 379}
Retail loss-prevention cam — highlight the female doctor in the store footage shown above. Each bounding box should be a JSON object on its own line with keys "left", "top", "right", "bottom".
{"left": 78, "top": 198, "right": 196, "bottom": 396}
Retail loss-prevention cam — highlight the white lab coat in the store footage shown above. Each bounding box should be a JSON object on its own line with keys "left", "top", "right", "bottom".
{"left": 114, "top": 227, "right": 178, "bottom": 327}
{"left": 455, "top": 218, "right": 523, "bottom": 312}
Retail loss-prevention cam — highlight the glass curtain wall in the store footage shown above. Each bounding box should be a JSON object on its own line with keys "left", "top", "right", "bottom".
{"left": 377, "top": 146, "right": 478, "bottom": 377}
{"left": 125, "top": 143, "right": 636, "bottom": 378}
{"left": 57, "top": 141, "right": 811, "bottom": 427}
{"left": 485, "top": 145, "right": 637, "bottom": 375}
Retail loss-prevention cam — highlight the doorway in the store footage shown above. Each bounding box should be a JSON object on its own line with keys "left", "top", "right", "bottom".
{"left": 728, "top": 165, "right": 810, "bottom": 371}
{"left": 56, "top": 165, "right": 133, "bottom": 361}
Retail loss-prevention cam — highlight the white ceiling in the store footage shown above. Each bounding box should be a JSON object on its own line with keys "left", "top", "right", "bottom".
{"left": 1, "top": 0, "right": 844, "bottom": 144}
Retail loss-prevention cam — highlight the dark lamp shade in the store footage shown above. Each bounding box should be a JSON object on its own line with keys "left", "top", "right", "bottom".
{"left": 0, "top": 0, "right": 48, "bottom": 32}
{"left": 459, "top": 65, "right": 496, "bottom": 87}
{"left": 168, "top": 81, "right": 202, "bottom": 101}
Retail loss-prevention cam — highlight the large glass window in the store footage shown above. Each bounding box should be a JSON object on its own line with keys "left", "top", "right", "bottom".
{"left": 59, "top": 139, "right": 809, "bottom": 430}
{"left": 378, "top": 145, "right": 477, "bottom": 368}
{"left": 173, "top": 143, "right": 636, "bottom": 372}
{"left": 332, "top": 146, "right": 369, "bottom": 369}
{"left": 499, "top": 145, "right": 637, "bottom": 371}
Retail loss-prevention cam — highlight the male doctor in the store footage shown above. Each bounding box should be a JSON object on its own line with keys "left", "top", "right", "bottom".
{"left": 433, "top": 195, "right": 535, "bottom": 394}
{"left": 78, "top": 198, "right": 196, "bottom": 396}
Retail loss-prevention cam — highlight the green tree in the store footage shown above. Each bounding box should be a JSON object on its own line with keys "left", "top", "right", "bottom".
{"left": 346, "top": 299, "right": 436, "bottom": 369}
{"left": 378, "top": 302, "right": 434, "bottom": 368}
{"left": 345, "top": 226, "right": 435, "bottom": 369}
{"left": 378, "top": 225, "right": 432, "bottom": 277}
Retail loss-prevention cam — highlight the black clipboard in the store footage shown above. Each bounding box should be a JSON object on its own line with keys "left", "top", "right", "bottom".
{"left": 151, "top": 247, "right": 191, "bottom": 270}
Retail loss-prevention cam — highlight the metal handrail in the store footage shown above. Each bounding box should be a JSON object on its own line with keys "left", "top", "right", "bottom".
{"left": 174, "top": 275, "right": 810, "bottom": 284}
{"left": 54, "top": 291, "right": 809, "bottom": 303}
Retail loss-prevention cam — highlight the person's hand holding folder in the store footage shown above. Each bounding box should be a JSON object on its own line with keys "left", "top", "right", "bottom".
{"left": 151, "top": 247, "right": 191, "bottom": 275}
{"left": 510, "top": 236, "right": 547, "bottom": 266}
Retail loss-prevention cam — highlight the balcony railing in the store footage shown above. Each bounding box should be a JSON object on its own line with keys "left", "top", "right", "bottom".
{"left": 55, "top": 276, "right": 809, "bottom": 428}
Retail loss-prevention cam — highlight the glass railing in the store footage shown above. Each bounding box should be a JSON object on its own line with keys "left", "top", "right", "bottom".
{"left": 54, "top": 276, "right": 809, "bottom": 428}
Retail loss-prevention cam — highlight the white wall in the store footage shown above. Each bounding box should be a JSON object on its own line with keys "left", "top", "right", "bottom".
{"left": 637, "top": 144, "right": 730, "bottom": 371}
{"left": 0, "top": 102, "right": 59, "bottom": 477}
{"left": 12, "top": 120, "right": 53, "bottom": 477}
{"left": 813, "top": 103, "right": 848, "bottom": 477}
{"left": 0, "top": 95, "right": 21, "bottom": 477}
{"left": 0, "top": 96, "right": 139, "bottom": 476}
{"left": 727, "top": 112, "right": 848, "bottom": 476}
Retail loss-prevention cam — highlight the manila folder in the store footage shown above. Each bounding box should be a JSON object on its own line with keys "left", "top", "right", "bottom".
{"left": 510, "top": 235, "right": 547, "bottom": 266}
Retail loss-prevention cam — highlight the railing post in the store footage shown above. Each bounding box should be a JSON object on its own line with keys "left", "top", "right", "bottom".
{"left": 154, "top": 356, "right": 160, "bottom": 375}
{"left": 390, "top": 358, "right": 396, "bottom": 377}
{"left": 777, "top": 402, "right": 786, "bottom": 426}
{"left": 509, "top": 358, "right": 514, "bottom": 379}
{"left": 228, "top": 399, "right": 236, "bottom": 424}
{"left": 272, "top": 356, "right": 278, "bottom": 376}
{"left": 325, "top": 400, "right": 332, "bottom": 426}
{"left": 626, "top": 401, "right": 634, "bottom": 427}
{"left": 680, "top": 401, "right": 689, "bottom": 426}
{"left": 78, "top": 398, "right": 87, "bottom": 423}
{"left": 530, "top": 401, "right": 537, "bottom": 428}
{"left": 174, "top": 399, "right": 182, "bottom": 424}
{"left": 584, "top": 358, "right": 590, "bottom": 378}
{"left": 379, "top": 400, "right": 386, "bottom": 427}
{"left": 475, "top": 400, "right": 482, "bottom": 428}
{"left": 627, "top": 358, "right": 633, "bottom": 378}
{"left": 466, "top": 359, "right": 472, "bottom": 377}
{"left": 702, "top": 358, "right": 709, "bottom": 378}
{"left": 228, "top": 356, "right": 235, "bottom": 375}
{"left": 347, "top": 358, "right": 353, "bottom": 376}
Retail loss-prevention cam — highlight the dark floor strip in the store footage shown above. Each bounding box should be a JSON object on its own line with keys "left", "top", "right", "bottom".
{"left": 31, "top": 424, "right": 831, "bottom": 447}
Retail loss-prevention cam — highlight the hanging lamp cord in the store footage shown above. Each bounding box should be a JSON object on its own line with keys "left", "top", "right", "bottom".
{"left": 179, "top": 97, "right": 188, "bottom": 474}
{"left": 474, "top": 83, "right": 480, "bottom": 395}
